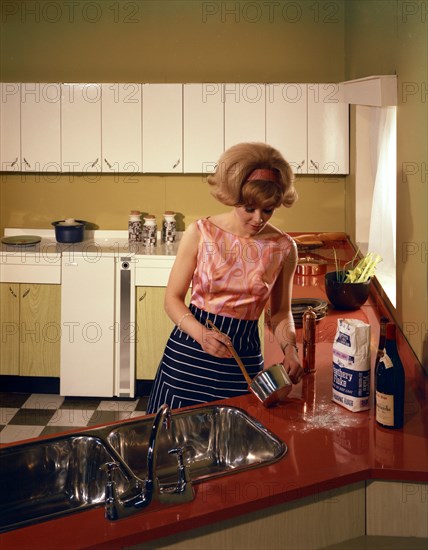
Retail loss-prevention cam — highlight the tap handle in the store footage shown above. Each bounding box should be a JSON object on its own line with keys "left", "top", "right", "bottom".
{"left": 168, "top": 446, "right": 193, "bottom": 484}
{"left": 99, "top": 461, "right": 120, "bottom": 482}
{"left": 168, "top": 445, "right": 192, "bottom": 466}
{"left": 155, "top": 446, "right": 194, "bottom": 503}
{"left": 99, "top": 462, "right": 122, "bottom": 520}
{"left": 168, "top": 447, "right": 185, "bottom": 473}
{"left": 168, "top": 446, "right": 184, "bottom": 456}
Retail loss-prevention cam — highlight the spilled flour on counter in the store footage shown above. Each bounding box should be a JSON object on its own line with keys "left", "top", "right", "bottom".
{"left": 290, "top": 402, "right": 368, "bottom": 433}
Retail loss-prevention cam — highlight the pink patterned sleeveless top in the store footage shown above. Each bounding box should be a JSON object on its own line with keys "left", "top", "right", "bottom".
{"left": 190, "top": 218, "right": 294, "bottom": 320}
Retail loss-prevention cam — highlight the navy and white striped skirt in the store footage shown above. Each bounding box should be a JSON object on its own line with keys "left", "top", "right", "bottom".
{"left": 146, "top": 304, "right": 263, "bottom": 413}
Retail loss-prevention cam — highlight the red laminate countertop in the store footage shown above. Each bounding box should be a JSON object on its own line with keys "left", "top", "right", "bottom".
{"left": 2, "top": 239, "right": 427, "bottom": 549}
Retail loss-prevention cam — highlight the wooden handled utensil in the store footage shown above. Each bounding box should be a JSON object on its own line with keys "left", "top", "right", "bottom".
{"left": 206, "top": 319, "right": 293, "bottom": 407}
{"left": 205, "top": 319, "right": 253, "bottom": 386}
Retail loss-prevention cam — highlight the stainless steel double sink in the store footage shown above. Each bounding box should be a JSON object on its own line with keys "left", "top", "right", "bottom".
{"left": 0, "top": 404, "right": 286, "bottom": 532}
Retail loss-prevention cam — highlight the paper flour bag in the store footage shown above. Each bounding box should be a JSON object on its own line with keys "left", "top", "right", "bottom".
{"left": 332, "top": 318, "right": 371, "bottom": 412}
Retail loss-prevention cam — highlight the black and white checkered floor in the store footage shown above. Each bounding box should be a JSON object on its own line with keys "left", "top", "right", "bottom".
{"left": 0, "top": 392, "right": 149, "bottom": 445}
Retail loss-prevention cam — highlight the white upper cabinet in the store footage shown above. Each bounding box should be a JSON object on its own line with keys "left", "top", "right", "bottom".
{"left": 224, "top": 83, "right": 265, "bottom": 150}
{"left": 61, "top": 83, "right": 102, "bottom": 173}
{"left": 102, "top": 83, "right": 142, "bottom": 174}
{"left": 0, "top": 82, "right": 349, "bottom": 175}
{"left": 266, "top": 84, "right": 307, "bottom": 174}
{"left": 0, "top": 83, "right": 21, "bottom": 171}
{"left": 20, "top": 83, "right": 61, "bottom": 172}
{"left": 183, "top": 83, "right": 224, "bottom": 174}
{"left": 142, "top": 84, "right": 182, "bottom": 173}
{"left": 307, "top": 83, "right": 349, "bottom": 175}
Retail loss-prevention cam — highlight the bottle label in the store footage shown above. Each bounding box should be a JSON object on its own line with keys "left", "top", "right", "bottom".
{"left": 376, "top": 390, "right": 394, "bottom": 426}
{"left": 380, "top": 352, "right": 393, "bottom": 369}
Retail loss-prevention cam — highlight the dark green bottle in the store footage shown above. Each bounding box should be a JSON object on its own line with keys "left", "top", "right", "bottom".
{"left": 375, "top": 323, "right": 405, "bottom": 429}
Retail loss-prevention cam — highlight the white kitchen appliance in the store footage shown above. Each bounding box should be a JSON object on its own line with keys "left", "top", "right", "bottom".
{"left": 60, "top": 249, "right": 136, "bottom": 398}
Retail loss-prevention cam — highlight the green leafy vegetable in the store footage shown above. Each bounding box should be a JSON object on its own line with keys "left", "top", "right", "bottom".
{"left": 334, "top": 249, "right": 382, "bottom": 283}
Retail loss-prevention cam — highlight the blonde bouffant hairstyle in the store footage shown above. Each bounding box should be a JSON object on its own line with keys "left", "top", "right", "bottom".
{"left": 207, "top": 142, "right": 297, "bottom": 209}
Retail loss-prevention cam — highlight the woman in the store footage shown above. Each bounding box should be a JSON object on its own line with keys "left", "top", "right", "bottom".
{"left": 146, "top": 142, "right": 302, "bottom": 413}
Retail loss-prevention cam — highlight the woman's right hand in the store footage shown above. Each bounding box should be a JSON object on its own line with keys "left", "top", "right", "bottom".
{"left": 200, "top": 327, "right": 233, "bottom": 358}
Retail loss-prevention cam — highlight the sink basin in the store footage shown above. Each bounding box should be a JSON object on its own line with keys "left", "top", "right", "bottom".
{"left": 0, "top": 435, "right": 131, "bottom": 533}
{"left": 0, "top": 405, "right": 286, "bottom": 533}
{"left": 107, "top": 405, "right": 286, "bottom": 484}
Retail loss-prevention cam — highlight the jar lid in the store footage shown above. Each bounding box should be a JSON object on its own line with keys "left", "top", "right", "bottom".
{"left": 130, "top": 210, "right": 141, "bottom": 215}
{"left": 164, "top": 210, "right": 175, "bottom": 216}
{"left": 58, "top": 218, "right": 82, "bottom": 226}
{"left": 144, "top": 215, "right": 156, "bottom": 221}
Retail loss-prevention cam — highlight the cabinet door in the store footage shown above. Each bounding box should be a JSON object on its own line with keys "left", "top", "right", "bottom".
{"left": 142, "top": 84, "right": 182, "bottom": 173}
{"left": 20, "top": 284, "right": 61, "bottom": 377}
{"left": 102, "top": 83, "right": 142, "bottom": 174}
{"left": 136, "top": 287, "right": 173, "bottom": 380}
{"left": 183, "top": 83, "right": 224, "bottom": 174}
{"left": 266, "top": 84, "right": 308, "bottom": 174}
{"left": 0, "top": 83, "right": 21, "bottom": 171}
{"left": 136, "top": 287, "right": 191, "bottom": 380}
{"left": 20, "top": 83, "right": 61, "bottom": 172}
{"left": 307, "top": 83, "right": 349, "bottom": 175}
{"left": 60, "top": 256, "right": 115, "bottom": 397}
{"left": 61, "top": 83, "right": 102, "bottom": 173}
{"left": 224, "top": 83, "right": 265, "bottom": 150}
{"left": 0, "top": 283, "right": 20, "bottom": 375}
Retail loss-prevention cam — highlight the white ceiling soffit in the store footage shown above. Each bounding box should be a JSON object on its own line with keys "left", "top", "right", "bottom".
{"left": 338, "top": 75, "right": 397, "bottom": 106}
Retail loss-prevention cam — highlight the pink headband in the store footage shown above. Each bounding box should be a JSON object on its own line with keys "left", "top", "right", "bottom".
{"left": 246, "top": 168, "right": 280, "bottom": 183}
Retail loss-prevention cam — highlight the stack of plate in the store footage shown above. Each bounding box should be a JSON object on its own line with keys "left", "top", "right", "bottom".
{"left": 1, "top": 235, "right": 41, "bottom": 246}
{"left": 291, "top": 298, "right": 328, "bottom": 327}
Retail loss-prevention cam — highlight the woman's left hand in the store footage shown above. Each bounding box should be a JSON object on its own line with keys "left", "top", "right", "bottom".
{"left": 282, "top": 346, "right": 304, "bottom": 384}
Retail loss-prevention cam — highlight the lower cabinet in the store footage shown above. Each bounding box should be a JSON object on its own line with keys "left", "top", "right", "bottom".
{"left": 138, "top": 482, "right": 366, "bottom": 549}
{"left": 131, "top": 481, "right": 428, "bottom": 549}
{"left": 0, "top": 283, "right": 61, "bottom": 377}
{"left": 135, "top": 287, "right": 172, "bottom": 380}
{"left": 136, "top": 287, "right": 190, "bottom": 380}
{"left": 135, "top": 287, "right": 262, "bottom": 380}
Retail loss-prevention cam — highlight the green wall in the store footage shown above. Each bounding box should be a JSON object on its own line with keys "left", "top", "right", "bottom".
{"left": 0, "top": 0, "right": 347, "bottom": 234}
{"left": 344, "top": 0, "right": 428, "bottom": 366}
{"left": 1, "top": 0, "right": 346, "bottom": 83}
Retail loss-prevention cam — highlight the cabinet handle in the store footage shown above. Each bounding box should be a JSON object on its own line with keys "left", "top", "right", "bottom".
{"left": 139, "top": 291, "right": 146, "bottom": 302}
{"left": 310, "top": 159, "right": 319, "bottom": 170}
{"left": 9, "top": 286, "right": 17, "bottom": 298}
{"left": 22, "top": 288, "right": 30, "bottom": 298}
{"left": 23, "top": 158, "right": 31, "bottom": 168}
{"left": 297, "top": 160, "right": 305, "bottom": 170}
{"left": 172, "top": 159, "right": 181, "bottom": 169}
{"left": 11, "top": 157, "right": 18, "bottom": 167}
{"left": 91, "top": 158, "right": 99, "bottom": 168}
{"left": 104, "top": 158, "right": 112, "bottom": 169}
